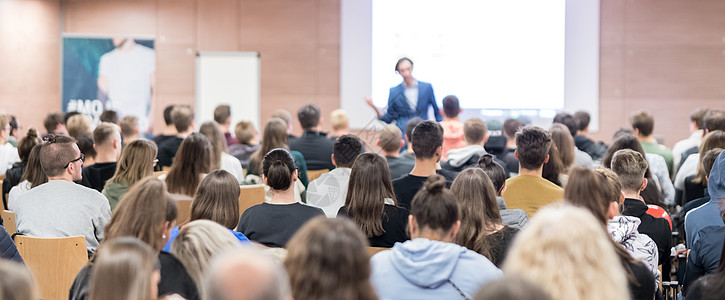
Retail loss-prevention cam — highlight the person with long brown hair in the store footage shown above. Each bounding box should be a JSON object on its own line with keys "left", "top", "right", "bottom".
{"left": 541, "top": 138, "right": 567, "bottom": 187}
{"left": 162, "top": 170, "right": 250, "bottom": 252}
{"left": 88, "top": 237, "right": 161, "bottom": 300}
{"left": 451, "top": 168, "right": 518, "bottom": 267}
{"left": 565, "top": 165, "right": 657, "bottom": 299}
{"left": 550, "top": 123, "right": 575, "bottom": 172}
{"left": 69, "top": 177, "right": 199, "bottom": 300}
{"left": 7, "top": 144, "right": 47, "bottom": 210}
{"left": 285, "top": 217, "right": 378, "bottom": 300}
{"left": 166, "top": 132, "right": 212, "bottom": 197}
{"left": 199, "top": 121, "right": 244, "bottom": 183}
{"left": 102, "top": 139, "right": 157, "bottom": 210}
{"left": 248, "top": 118, "right": 308, "bottom": 185}
{"left": 238, "top": 148, "right": 324, "bottom": 247}
{"left": 2, "top": 127, "right": 40, "bottom": 206}
{"left": 337, "top": 153, "right": 409, "bottom": 247}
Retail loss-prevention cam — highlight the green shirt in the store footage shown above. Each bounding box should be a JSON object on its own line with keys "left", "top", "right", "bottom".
{"left": 640, "top": 141, "right": 674, "bottom": 177}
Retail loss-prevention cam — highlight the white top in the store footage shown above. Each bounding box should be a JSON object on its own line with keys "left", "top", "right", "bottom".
{"left": 674, "top": 153, "right": 699, "bottom": 190}
{"left": 7, "top": 180, "right": 31, "bottom": 211}
{"left": 646, "top": 153, "right": 675, "bottom": 205}
{"left": 99, "top": 44, "right": 156, "bottom": 130}
{"left": 403, "top": 81, "right": 419, "bottom": 110}
{"left": 306, "top": 168, "right": 351, "bottom": 217}
{"left": 672, "top": 130, "right": 703, "bottom": 171}
{"left": 0, "top": 143, "right": 20, "bottom": 176}
{"left": 220, "top": 152, "right": 244, "bottom": 183}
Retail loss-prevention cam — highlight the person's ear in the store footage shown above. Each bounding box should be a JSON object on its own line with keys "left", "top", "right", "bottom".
{"left": 544, "top": 154, "right": 550, "bottom": 164}
{"left": 619, "top": 191, "right": 625, "bottom": 204}
{"left": 262, "top": 174, "right": 269, "bottom": 185}
{"left": 483, "top": 134, "right": 489, "bottom": 144}
{"left": 292, "top": 169, "right": 298, "bottom": 182}
{"left": 331, "top": 154, "right": 337, "bottom": 167}
{"left": 607, "top": 202, "right": 619, "bottom": 219}
{"left": 499, "top": 185, "right": 507, "bottom": 197}
{"left": 640, "top": 178, "right": 648, "bottom": 191}
{"left": 376, "top": 139, "right": 382, "bottom": 148}
{"left": 514, "top": 150, "right": 519, "bottom": 160}
{"left": 448, "top": 220, "right": 461, "bottom": 240}
{"left": 408, "top": 215, "right": 417, "bottom": 236}
{"left": 399, "top": 140, "right": 405, "bottom": 149}
{"left": 440, "top": 109, "right": 445, "bottom": 116}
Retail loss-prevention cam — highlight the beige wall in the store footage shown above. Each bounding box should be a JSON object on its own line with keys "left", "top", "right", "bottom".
{"left": 1, "top": 0, "right": 723, "bottom": 147}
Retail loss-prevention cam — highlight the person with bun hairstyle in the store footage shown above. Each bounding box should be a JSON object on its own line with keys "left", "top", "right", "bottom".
{"left": 2, "top": 127, "right": 41, "bottom": 206}
{"left": 370, "top": 175, "right": 501, "bottom": 300}
{"left": 237, "top": 148, "right": 324, "bottom": 247}
{"left": 475, "top": 154, "right": 529, "bottom": 229}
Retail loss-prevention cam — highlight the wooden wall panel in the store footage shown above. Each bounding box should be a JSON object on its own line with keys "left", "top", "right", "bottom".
{"left": 197, "top": 0, "right": 239, "bottom": 51}
{"left": 62, "top": 1, "right": 156, "bottom": 35}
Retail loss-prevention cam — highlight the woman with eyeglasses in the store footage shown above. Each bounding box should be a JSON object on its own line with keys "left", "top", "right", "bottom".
{"left": 102, "top": 139, "right": 158, "bottom": 210}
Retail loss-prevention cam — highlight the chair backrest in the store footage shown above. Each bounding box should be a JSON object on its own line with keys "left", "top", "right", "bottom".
{"left": 1, "top": 210, "right": 15, "bottom": 236}
{"left": 161, "top": 166, "right": 171, "bottom": 172}
{"left": 367, "top": 246, "right": 389, "bottom": 258}
{"left": 15, "top": 235, "right": 88, "bottom": 300}
{"left": 239, "top": 184, "right": 266, "bottom": 216}
{"left": 307, "top": 169, "right": 330, "bottom": 182}
{"left": 169, "top": 193, "right": 193, "bottom": 226}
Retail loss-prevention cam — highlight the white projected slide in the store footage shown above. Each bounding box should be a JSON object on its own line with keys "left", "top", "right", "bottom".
{"left": 371, "top": 0, "right": 565, "bottom": 110}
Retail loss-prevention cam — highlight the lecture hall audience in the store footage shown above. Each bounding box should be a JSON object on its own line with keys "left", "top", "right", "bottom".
{"left": 79, "top": 122, "right": 122, "bottom": 192}
{"left": 289, "top": 104, "right": 336, "bottom": 170}
{"left": 307, "top": 134, "right": 363, "bottom": 217}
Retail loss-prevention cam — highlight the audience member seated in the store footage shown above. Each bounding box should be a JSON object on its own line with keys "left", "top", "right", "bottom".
{"left": 247, "top": 118, "right": 309, "bottom": 192}
{"left": 171, "top": 220, "right": 243, "bottom": 296}
{"left": 200, "top": 121, "right": 244, "bottom": 183}
{"left": 69, "top": 177, "right": 198, "bottom": 300}
{"left": 163, "top": 170, "right": 250, "bottom": 252}
{"left": 676, "top": 130, "right": 725, "bottom": 204}
{"left": 566, "top": 166, "right": 657, "bottom": 298}
{"left": 285, "top": 217, "right": 377, "bottom": 300}
{"left": 43, "top": 111, "right": 68, "bottom": 136}
{"left": 502, "top": 126, "right": 563, "bottom": 216}
{"left": 378, "top": 124, "right": 414, "bottom": 179}
{"left": 271, "top": 109, "right": 298, "bottom": 141}
{"left": 553, "top": 112, "right": 594, "bottom": 167}
{"left": 631, "top": 110, "right": 674, "bottom": 176}
{"left": 119, "top": 115, "right": 140, "bottom": 145}
{"left": 229, "top": 120, "right": 260, "bottom": 169}
{"left": 66, "top": 114, "right": 93, "bottom": 141}
{"left": 597, "top": 167, "right": 660, "bottom": 285}
{"left": 157, "top": 105, "right": 194, "bottom": 168}
{"left": 499, "top": 118, "right": 521, "bottom": 176}
{"left": 439, "top": 95, "right": 465, "bottom": 160}
{"left": 393, "top": 121, "right": 451, "bottom": 209}
{"left": 79, "top": 122, "right": 122, "bottom": 192}
{"left": 15, "top": 134, "right": 110, "bottom": 252}
{"left": 541, "top": 137, "right": 567, "bottom": 188}
{"left": 612, "top": 149, "right": 672, "bottom": 275}
{"left": 308, "top": 135, "right": 362, "bottom": 217}
{"left": 99, "top": 110, "right": 119, "bottom": 125}
{"left": 204, "top": 248, "right": 292, "bottom": 300}
{"left": 675, "top": 148, "right": 723, "bottom": 243}
{"left": 237, "top": 148, "right": 324, "bottom": 247}
{"left": 603, "top": 133, "right": 672, "bottom": 206}
{"left": 474, "top": 275, "right": 551, "bottom": 300}
{"left": 213, "top": 104, "right": 238, "bottom": 147}
{"left": 328, "top": 109, "right": 350, "bottom": 141}
{"left": 153, "top": 105, "right": 178, "bottom": 147}
{"left": 573, "top": 110, "right": 608, "bottom": 161}
{"left": 2, "top": 127, "right": 40, "bottom": 206}
{"left": 685, "top": 213, "right": 725, "bottom": 300}
{"left": 505, "top": 205, "right": 630, "bottom": 300}
{"left": 0, "top": 114, "right": 20, "bottom": 177}
{"left": 338, "top": 153, "right": 409, "bottom": 247}
{"left": 673, "top": 107, "right": 708, "bottom": 170}
{"left": 442, "top": 118, "right": 498, "bottom": 172}
{"left": 76, "top": 133, "right": 97, "bottom": 167}
{"left": 371, "top": 175, "right": 501, "bottom": 299}
{"left": 400, "top": 117, "right": 424, "bottom": 161}
{"left": 550, "top": 123, "right": 575, "bottom": 174}
{"left": 102, "top": 139, "right": 157, "bottom": 210}
{"left": 290, "top": 104, "right": 335, "bottom": 170}
{"left": 476, "top": 154, "right": 529, "bottom": 229}
{"left": 7, "top": 145, "right": 46, "bottom": 210}
{"left": 7, "top": 115, "right": 19, "bottom": 147}
{"left": 166, "top": 133, "right": 212, "bottom": 197}
{"left": 87, "top": 237, "right": 161, "bottom": 300}
{"left": 451, "top": 168, "right": 519, "bottom": 267}
{"left": 676, "top": 110, "right": 725, "bottom": 176}
{"left": 0, "top": 259, "right": 37, "bottom": 299}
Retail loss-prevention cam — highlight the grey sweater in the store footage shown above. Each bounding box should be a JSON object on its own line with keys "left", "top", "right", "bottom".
{"left": 15, "top": 180, "right": 111, "bottom": 252}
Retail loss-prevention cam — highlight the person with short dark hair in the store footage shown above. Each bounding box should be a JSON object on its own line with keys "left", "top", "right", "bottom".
{"left": 307, "top": 134, "right": 363, "bottom": 217}
{"left": 79, "top": 122, "right": 122, "bottom": 192}
{"left": 15, "top": 134, "right": 111, "bottom": 252}
{"left": 676, "top": 111, "right": 725, "bottom": 190}
{"left": 365, "top": 57, "right": 443, "bottom": 137}
{"left": 630, "top": 110, "right": 674, "bottom": 176}
{"left": 153, "top": 105, "right": 177, "bottom": 146}
{"left": 289, "top": 104, "right": 335, "bottom": 170}
{"left": 7, "top": 115, "right": 19, "bottom": 147}
{"left": 573, "top": 110, "right": 608, "bottom": 161}
{"left": 237, "top": 148, "right": 324, "bottom": 247}
{"left": 440, "top": 95, "right": 465, "bottom": 159}
{"left": 393, "top": 121, "right": 453, "bottom": 209}
{"left": 99, "top": 110, "right": 119, "bottom": 125}
{"left": 157, "top": 105, "right": 195, "bottom": 168}
{"left": 378, "top": 124, "right": 414, "bottom": 179}
{"left": 672, "top": 108, "right": 709, "bottom": 169}
{"left": 371, "top": 175, "right": 501, "bottom": 299}
{"left": 499, "top": 118, "right": 521, "bottom": 176}
{"left": 502, "top": 126, "right": 564, "bottom": 216}
{"left": 43, "top": 112, "right": 68, "bottom": 136}
{"left": 213, "top": 104, "right": 238, "bottom": 147}
{"left": 401, "top": 117, "right": 424, "bottom": 161}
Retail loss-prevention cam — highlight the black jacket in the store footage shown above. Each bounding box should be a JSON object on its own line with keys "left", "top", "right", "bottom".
{"left": 289, "top": 130, "right": 335, "bottom": 170}
{"left": 621, "top": 198, "right": 672, "bottom": 278}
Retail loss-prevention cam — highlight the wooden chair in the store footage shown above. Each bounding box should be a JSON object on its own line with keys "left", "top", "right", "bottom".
{"left": 15, "top": 236, "right": 88, "bottom": 300}
{"left": 367, "top": 246, "right": 389, "bottom": 258}
{"left": 162, "top": 166, "right": 171, "bottom": 172}
{"left": 307, "top": 169, "right": 330, "bottom": 182}
{"left": 169, "top": 193, "right": 193, "bottom": 226}
{"left": 0, "top": 174, "right": 5, "bottom": 180}
{"left": 1, "top": 210, "right": 15, "bottom": 236}
{"left": 239, "top": 184, "right": 266, "bottom": 216}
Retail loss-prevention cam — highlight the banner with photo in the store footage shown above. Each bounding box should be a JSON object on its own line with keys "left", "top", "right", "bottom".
{"left": 62, "top": 36, "right": 155, "bottom": 131}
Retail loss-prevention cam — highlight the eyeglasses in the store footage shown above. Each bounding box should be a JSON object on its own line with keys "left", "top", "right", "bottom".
{"left": 64, "top": 153, "right": 85, "bottom": 169}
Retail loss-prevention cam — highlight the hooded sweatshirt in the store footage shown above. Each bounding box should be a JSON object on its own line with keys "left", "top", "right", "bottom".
{"left": 371, "top": 238, "right": 501, "bottom": 300}
{"left": 685, "top": 150, "right": 725, "bottom": 247}
{"left": 608, "top": 215, "right": 660, "bottom": 285}
{"left": 445, "top": 145, "right": 486, "bottom": 169}
{"left": 102, "top": 182, "right": 129, "bottom": 211}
